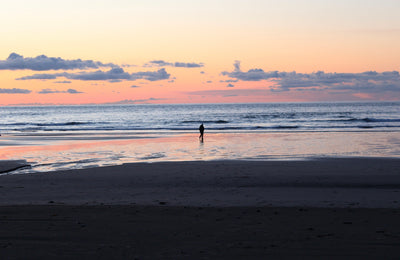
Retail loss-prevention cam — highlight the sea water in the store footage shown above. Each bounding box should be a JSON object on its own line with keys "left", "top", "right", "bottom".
{"left": 0, "top": 102, "right": 399, "bottom": 173}
{"left": 1, "top": 102, "right": 400, "bottom": 134}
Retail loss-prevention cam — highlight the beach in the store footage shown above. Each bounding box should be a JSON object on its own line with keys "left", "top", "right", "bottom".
{"left": 1, "top": 158, "right": 400, "bottom": 259}
{"left": 1, "top": 103, "right": 400, "bottom": 258}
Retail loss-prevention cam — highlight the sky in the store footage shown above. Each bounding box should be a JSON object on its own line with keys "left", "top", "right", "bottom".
{"left": 0, "top": 0, "right": 399, "bottom": 105}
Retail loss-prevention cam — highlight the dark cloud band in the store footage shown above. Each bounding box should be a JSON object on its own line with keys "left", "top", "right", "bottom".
{"left": 0, "top": 88, "right": 31, "bottom": 94}
{"left": 0, "top": 53, "right": 116, "bottom": 71}
{"left": 146, "top": 60, "right": 204, "bottom": 68}
{"left": 106, "top": 98, "right": 166, "bottom": 104}
{"left": 17, "top": 67, "right": 170, "bottom": 82}
{"left": 222, "top": 61, "right": 400, "bottom": 93}
{"left": 38, "top": 88, "right": 83, "bottom": 94}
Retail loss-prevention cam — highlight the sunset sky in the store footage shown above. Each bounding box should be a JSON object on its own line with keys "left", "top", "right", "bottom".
{"left": 0, "top": 0, "right": 399, "bottom": 105}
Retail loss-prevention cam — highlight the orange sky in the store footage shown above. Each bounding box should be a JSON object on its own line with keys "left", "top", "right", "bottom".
{"left": 1, "top": 0, "right": 399, "bottom": 105}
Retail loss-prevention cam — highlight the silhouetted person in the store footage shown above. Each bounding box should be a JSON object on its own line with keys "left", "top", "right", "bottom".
{"left": 199, "top": 124, "right": 204, "bottom": 141}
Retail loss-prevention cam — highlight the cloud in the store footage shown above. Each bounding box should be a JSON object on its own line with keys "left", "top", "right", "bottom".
{"left": 38, "top": 89, "right": 60, "bottom": 94}
{"left": 17, "top": 73, "right": 63, "bottom": 80}
{"left": 38, "top": 88, "right": 83, "bottom": 94}
{"left": 174, "top": 62, "right": 203, "bottom": 68}
{"left": 121, "top": 64, "right": 136, "bottom": 68}
{"left": 54, "top": 80, "right": 71, "bottom": 84}
{"left": 6, "top": 53, "right": 171, "bottom": 83}
{"left": 222, "top": 61, "right": 400, "bottom": 94}
{"left": 105, "top": 98, "right": 166, "bottom": 104}
{"left": 66, "top": 89, "right": 83, "bottom": 94}
{"left": 66, "top": 67, "right": 132, "bottom": 81}
{"left": 0, "top": 88, "right": 31, "bottom": 94}
{"left": 220, "top": 79, "right": 239, "bottom": 83}
{"left": 146, "top": 60, "right": 204, "bottom": 68}
{"left": 221, "top": 61, "right": 280, "bottom": 81}
{"left": 187, "top": 88, "right": 269, "bottom": 97}
{"left": 131, "top": 85, "right": 140, "bottom": 88}
{"left": 130, "top": 68, "right": 170, "bottom": 81}
{"left": 17, "top": 67, "right": 170, "bottom": 82}
{"left": 0, "top": 53, "right": 116, "bottom": 71}
{"left": 227, "top": 83, "right": 235, "bottom": 88}
{"left": 147, "top": 60, "right": 170, "bottom": 67}
{"left": 274, "top": 71, "right": 400, "bottom": 93}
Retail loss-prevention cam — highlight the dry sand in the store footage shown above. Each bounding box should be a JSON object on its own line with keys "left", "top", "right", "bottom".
{"left": 1, "top": 205, "right": 399, "bottom": 259}
{"left": 0, "top": 158, "right": 400, "bottom": 259}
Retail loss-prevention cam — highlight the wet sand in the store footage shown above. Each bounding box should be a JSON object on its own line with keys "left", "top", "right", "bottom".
{"left": 0, "top": 160, "right": 30, "bottom": 174}
{"left": 1, "top": 131, "right": 400, "bottom": 172}
{"left": 1, "top": 158, "right": 400, "bottom": 259}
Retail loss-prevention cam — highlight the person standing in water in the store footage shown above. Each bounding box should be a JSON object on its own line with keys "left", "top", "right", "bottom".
{"left": 199, "top": 123, "right": 204, "bottom": 141}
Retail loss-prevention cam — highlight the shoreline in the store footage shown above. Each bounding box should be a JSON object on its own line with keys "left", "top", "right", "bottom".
{"left": 1, "top": 131, "right": 400, "bottom": 173}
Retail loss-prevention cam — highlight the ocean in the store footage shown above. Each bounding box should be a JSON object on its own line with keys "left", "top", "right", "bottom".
{"left": 1, "top": 102, "right": 400, "bottom": 134}
{"left": 0, "top": 102, "right": 399, "bottom": 173}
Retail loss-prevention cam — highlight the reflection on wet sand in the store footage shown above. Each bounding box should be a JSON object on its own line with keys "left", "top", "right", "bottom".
{"left": 0, "top": 132, "right": 399, "bottom": 173}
